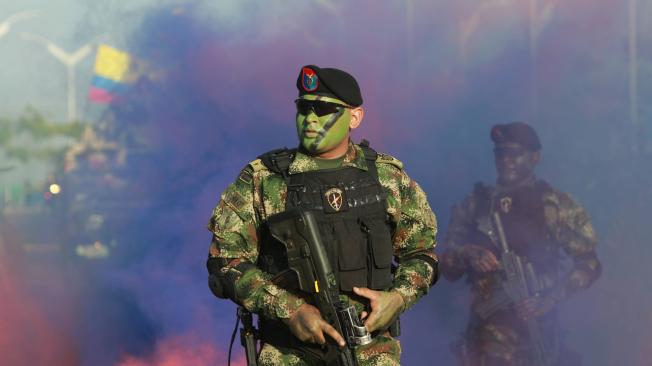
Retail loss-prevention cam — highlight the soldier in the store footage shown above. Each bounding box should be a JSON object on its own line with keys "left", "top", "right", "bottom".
{"left": 441, "top": 122, "right": 601, "bottom": 365}
{"left": 207, "top": 65, "right": 439, "bottom": 365}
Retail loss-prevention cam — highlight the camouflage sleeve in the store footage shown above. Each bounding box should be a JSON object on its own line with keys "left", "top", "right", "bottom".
{"left": 379, "top": 159, "right": 438, "bottom": 311}
{"left": 440, "top": 189, "right": 479, "bottom": 281}
{"left": 546, "top": 191, "right": 602, "bottom": 303}
{"left": 207, "top": 165, "right": 306, "bottom": 320}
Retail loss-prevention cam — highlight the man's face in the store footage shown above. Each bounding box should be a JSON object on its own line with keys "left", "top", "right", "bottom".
{"left": 295, "top": 95, "right": 351, "bottom": 154}
{"left": 493, "top": 142, "right": 539, "bottom": 185}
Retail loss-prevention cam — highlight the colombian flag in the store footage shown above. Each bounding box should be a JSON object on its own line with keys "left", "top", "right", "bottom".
{"left": 88, "top": 45, "right": 135, "bottom": 103}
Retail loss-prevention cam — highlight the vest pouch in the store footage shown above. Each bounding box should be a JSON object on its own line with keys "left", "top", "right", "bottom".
{"left": 364, "top": 218, "right": 393, "bottom": 269}
{"left": 362, "top": 217, "right": 394, "bottom": 289}
{"left": 335, "top": 219, "right": 368, "bottom": 291}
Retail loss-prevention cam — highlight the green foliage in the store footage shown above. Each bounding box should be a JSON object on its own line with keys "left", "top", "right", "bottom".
{"left": 0, "top": 107, "right": 88, "bottom": 165}
{"left": 0, "top": 117, "right": 13, "bottom": 145}
{"left": 15, "top": 107, "right": 87, "bottom": 141}
{"left": 4, "top": 146, "right": 69, "bottom": 164}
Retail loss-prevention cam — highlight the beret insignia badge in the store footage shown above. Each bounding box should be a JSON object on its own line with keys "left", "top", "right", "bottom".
{"left": 302, "top": 67, "right": 318, "bottom": 92}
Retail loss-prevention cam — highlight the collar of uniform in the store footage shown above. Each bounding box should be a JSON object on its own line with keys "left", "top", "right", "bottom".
{"left": 495, "top": 175, "right": 537, "bottom": 194}
{"left": 288, "top": 142, "right": 369, "bottom": 174}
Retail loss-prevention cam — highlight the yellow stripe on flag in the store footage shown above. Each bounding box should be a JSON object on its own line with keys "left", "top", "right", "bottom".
{"left": 94, "top": 44, "right": 131, "bottom": 82}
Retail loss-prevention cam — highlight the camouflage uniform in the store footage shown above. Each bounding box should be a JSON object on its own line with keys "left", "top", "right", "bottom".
{"left": 441, "top": 180, "right": 601, "bottom": 366}
{"left": 208, "top": 142, "right": 438, "bottom": 365}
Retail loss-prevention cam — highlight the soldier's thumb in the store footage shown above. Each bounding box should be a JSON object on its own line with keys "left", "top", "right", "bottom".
{"left": 353, "top": 286, "right": 375, "bottom": 299}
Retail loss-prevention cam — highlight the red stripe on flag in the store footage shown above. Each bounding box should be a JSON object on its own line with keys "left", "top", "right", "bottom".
{"left": 88, "top": 87, "right": 117, "bottom": 104}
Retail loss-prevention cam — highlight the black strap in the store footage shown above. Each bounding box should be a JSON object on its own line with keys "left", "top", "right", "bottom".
{"left": 358, "top": 139, "right": 378, "bottom": 181}
{"left": 473, "top": 182, "right": 491, "bottom": 218}
{"left": 228, "top": 308, "right": 240, "bottom": 366}
{"left": 258, "top": 143, "right": 379, "bottom": 183}
{"left": 258, "top": 147, "right": 296, "bottom": 182}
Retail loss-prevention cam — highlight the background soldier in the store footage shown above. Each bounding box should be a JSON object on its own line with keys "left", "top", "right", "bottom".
{"left": 440, "top": 122, "right": 601, "bottom": 366}
{"left": 207, "top": 65, "right": 439, "bottom": 365}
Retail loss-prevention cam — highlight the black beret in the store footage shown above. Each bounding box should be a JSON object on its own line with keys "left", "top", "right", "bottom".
{"left": 490, "top": 122, "right": 542, "bottom": 151}
{"left": 296, "top": 65, "right": 363, "bottom": 107}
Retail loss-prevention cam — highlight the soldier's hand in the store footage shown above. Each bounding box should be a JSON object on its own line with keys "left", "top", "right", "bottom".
{"left": 354, "top": 287, "right": 405, "bottom": 333}
{"left": 515, "top": 295, "right": 555, "bottom": 320}
{"left": 282, "top": 303, "right": 346, "bottom": 347}
{"left": 462, "top": 245, "right": 500, "bottom": 273}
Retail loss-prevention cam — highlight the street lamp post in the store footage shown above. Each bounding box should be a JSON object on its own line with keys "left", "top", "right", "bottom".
{"left": 21, "top": 33, "right": 92, "bottom": 122}
{"left": 628, "top": 0, "right": 640, "bottom": 153}
{"left": 0, "top": 11, "right": 37, "bottom": 40}
{"left": 529, "top": 0, "right": 539, "bottom": 124}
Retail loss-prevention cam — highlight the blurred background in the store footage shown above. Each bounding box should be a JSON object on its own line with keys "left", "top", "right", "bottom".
{"left": 0, "top": 0, "right": 650, "bottom": 365}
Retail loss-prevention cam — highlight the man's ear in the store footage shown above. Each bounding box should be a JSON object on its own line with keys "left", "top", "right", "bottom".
{"left": 531, "top": 151, "right": 541, "bottom": 165}
{"left": 349, "top": 107, "right": 364, "bottom": 130}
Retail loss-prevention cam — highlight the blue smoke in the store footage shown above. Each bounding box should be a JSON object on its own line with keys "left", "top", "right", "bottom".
{"left": 59, "top": 1, "right": 652, "bottom": 365}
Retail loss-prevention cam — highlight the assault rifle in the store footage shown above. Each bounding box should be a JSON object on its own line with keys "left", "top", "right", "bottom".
{"left": 491, "top": 212, "right": 549, "bottom": 366}
{"left": 267, "top": 208, "right": 372, "bottom": 366}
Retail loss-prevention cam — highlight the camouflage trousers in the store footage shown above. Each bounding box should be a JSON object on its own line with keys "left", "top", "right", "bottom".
{"left": 452, "top": 315, "right": 580, "bottom": 366}
{"left": 258, "top": 334, "right": 401, "bottom": 366}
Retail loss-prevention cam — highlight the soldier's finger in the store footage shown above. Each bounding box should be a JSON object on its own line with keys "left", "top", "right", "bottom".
{"left": 363, "top": 311, "right": 380, "bottom": 332}
{"left": 482, "top": 255, "right": 497, "bottom": 268}
{"left": 472, "top": 259, "right": 483, "bottom": 271}
{"left": 516, "top": 307, "right": 530, "bottom": 318}
{"left": 487, "top": 256, "right": 499, "bottom": 268}
{"left": 313, "top": 329, "right": 326, "bottom": 345}
{"left": 360, "top": 311, "right": 368, "bottom": 320}
{"left": 524, "top": 306, "right": 536, "bottom": 318}
{"left": 353, "top": 286, "right": 377, "bottom": 300}
{"left": 487, "top": 252, "right": 499, "bottom": 264}
{"left": 299, "top": 332, "right": 314, "bottom": 344}
{"left": 481, "top": 258, "right": 491, "bottom": 271}
{"left": 322, "top": 321, "right": 346, "bottom": 347}
{"left": 478, "top": 260, "right": 491, "bottom": 272}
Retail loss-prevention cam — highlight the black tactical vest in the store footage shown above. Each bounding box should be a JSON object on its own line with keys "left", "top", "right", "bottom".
{"left": 257, "top": 144, "right": 394, "bottom": 293}
{"left": 255, "top": 145, "right": 401, "bottom": 365}
{"left": 471, "top": 180, "right": 561, "bottom": 271}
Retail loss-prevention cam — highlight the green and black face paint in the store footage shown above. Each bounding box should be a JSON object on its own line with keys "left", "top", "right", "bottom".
{"left": 295, "top": 95, "right": 351, "bottom": 154}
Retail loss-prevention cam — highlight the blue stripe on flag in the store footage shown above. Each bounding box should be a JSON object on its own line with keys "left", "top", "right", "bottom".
{"left": 91, "top": 75, "right": 129, "bottom": 93}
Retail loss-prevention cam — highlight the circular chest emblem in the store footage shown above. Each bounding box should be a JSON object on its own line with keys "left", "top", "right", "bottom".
{"left": 325, "top": 187, "right": 344, "bottom": 211}
{"left": 302, "top": 67, "right": 318, "bottom": 92}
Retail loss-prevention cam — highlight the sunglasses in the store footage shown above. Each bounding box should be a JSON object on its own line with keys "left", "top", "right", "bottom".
{"left": 493, "top": 146, "right": 526, "bottom": 158}
{"left": 295, "top": 99, "right": 348, "bottom": 117}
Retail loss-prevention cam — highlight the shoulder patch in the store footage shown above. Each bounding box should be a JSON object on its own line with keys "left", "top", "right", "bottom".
{"left": 248, "top": 158, "right": 268, "bottom": 173}
{"left": 224, "top": 190, "right": 247, "bottom": 210}
{"left": 238, "top": 165, "right": 254, "bottom": 185}
{"left": 376, "top": 153, "right": 403, "bottom": 170}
